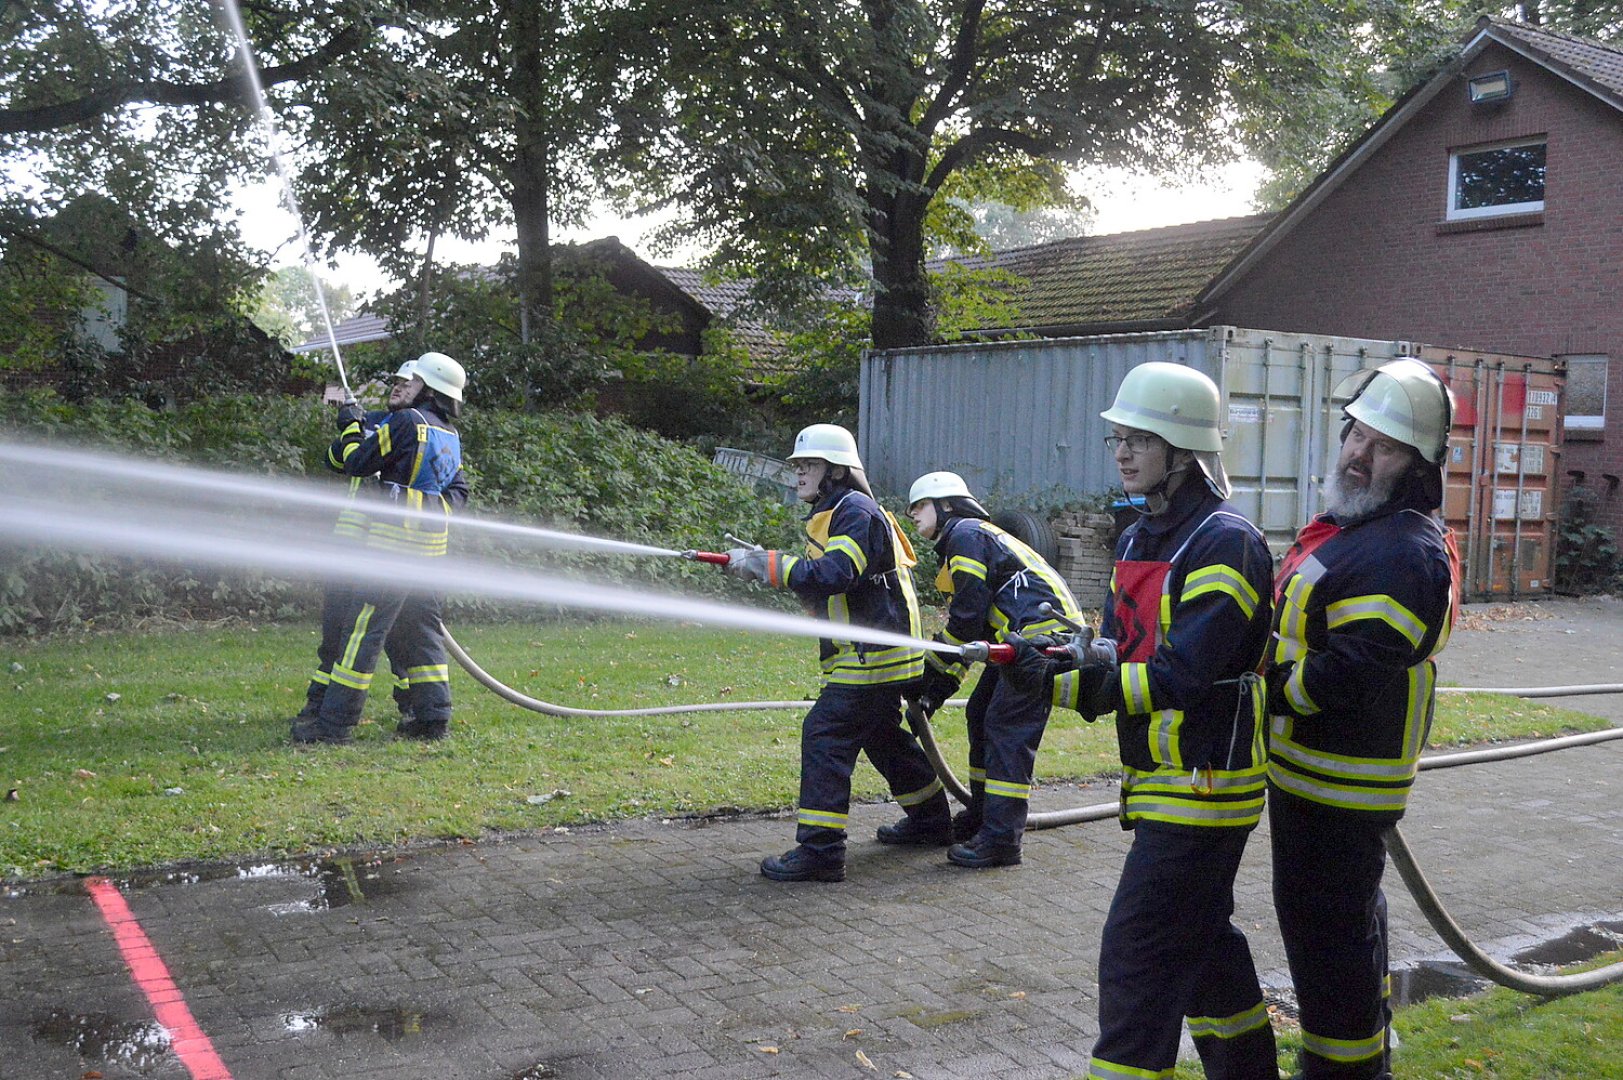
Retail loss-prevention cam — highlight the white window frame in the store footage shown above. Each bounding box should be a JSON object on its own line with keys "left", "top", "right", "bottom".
{"left": 1558, "top": 353, "right": 1608, "bottom": 431}
{"left": 1446, "top": 138, "right": 1546, "bottom": 221}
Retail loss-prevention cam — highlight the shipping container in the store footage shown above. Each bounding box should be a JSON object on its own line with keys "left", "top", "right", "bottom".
{"left": 860, "top": 327, "right": 1564, "bottom": 601}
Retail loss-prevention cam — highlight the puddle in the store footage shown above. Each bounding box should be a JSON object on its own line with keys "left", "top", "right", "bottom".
{"left": 1511, "top": 920, "right": 1623, "bottom": 969}
{"left": 281, "top": 1003, "right": 443, "bottom": 1041}
{"left": 30, "top": 1008, "right": 174, "bottom": 1073}
{"left": 9, "top": 854, "right": 416, "bottom": 910}
{"left": 261, "top": 857, "right": 412, "bottom": 914}
{"left": 1390, "top": 960, "right": 1491, "bottom": 1006}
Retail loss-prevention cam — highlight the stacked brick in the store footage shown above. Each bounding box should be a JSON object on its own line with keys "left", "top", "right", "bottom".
{"left": 1050, "top": 510, "right": 1118, "bottom": 611}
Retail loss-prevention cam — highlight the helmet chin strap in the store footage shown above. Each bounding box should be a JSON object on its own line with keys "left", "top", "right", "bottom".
{"left": 1136, "top": 449, "right": 1192, "bottom": 517}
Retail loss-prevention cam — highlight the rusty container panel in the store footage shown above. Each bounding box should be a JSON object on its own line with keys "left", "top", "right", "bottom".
{"left": 1420, "top": 348, "right": 1566, "bottom": 600}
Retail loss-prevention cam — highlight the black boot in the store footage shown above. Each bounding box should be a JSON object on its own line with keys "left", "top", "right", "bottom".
{"left": 290, "top": 718, "right": 353, "bottom": 745}
{"left": 947, "top": 831, "right": 1022, "bottom": 868}
{"left": 396, "top": 715, "right": 448, "bottom": 740}
{"left": 760, "top": 846, "right": 846, "bottom": 882}
{"left": 876, "top": 814, "right": 953, "bottom": 846}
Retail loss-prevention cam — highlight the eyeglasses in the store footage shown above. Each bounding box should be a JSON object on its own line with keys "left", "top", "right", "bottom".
{"left": 1103, "top": 433, "right": 1157, "bottom": 455}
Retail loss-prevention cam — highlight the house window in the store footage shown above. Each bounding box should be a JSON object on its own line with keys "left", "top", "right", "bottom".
{"left": 1447, "top": 139, "right": 1546, "bottom": 220}
{"left": 1559, "top": 353, "right": 1607, "bottom": 432}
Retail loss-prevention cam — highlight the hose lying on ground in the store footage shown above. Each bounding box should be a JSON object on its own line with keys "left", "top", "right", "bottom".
{"left": 447, "top": 625, "right": 1623, "bottom": 993}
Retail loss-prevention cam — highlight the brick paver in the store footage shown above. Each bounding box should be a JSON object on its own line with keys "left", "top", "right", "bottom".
{"left": 3, "top": 600, "right": 1620, "bottom": 1079}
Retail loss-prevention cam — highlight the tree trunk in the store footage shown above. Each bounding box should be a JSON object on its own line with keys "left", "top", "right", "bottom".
{"left": 866, "top": 152, "right": 935, "bottom": 351}
{"left": 507, "top": 0, "right": 555, "bottom": 347}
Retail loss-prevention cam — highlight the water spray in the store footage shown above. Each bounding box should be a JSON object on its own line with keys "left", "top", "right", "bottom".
{"left": 215, "top": 0, "right": 353, "bottom": 401}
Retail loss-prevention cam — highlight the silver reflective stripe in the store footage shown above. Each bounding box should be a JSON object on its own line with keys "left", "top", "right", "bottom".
{"left": 1269, "top": 736, "right": 1417, "bottom": 780}
{"left": 1267, "top": 767, "right": 1411, "bottom": 809}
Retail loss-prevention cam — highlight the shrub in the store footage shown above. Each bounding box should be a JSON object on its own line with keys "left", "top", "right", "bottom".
{"left": 1555, "top": 485, "right": 1622, "bottom": 596}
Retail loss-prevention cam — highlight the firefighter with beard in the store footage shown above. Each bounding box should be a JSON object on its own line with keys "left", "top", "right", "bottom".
{"left": 723, "top": 424, "right": 949, "bottom": 882}
{"left": 1265, "top": 358, "right": 1459, "bottom": 1080}
{"left": 292, "top": 352, "right": 468, "bottom": 745}
{"left": 1009, "top": 362, "right": 1278, "bottom": 1080}
{"left": 906, "top": 471, "right": 1083, "bottom": 868}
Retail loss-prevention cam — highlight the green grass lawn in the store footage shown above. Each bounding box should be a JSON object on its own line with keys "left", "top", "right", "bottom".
{"left": 2, "top": 618, "right": 1610, "bottom": 877}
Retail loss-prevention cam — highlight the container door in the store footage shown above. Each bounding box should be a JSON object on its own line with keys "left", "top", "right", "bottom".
{"left": 1419, "top": 348, "right": 1565, "bottom": 600}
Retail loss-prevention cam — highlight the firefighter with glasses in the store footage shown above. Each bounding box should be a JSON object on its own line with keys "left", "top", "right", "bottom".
{"left": 1265, "top": 358, "right": 1459, "bottom": 1080}
{"left": 1011, "top": 361, "right": 1278, "bottom": 1079}
{"left": 292, "top": 352, "right": 468, "bottom": 745}
{"left": 722, "top": 424, "right": 949, "bottom": 882}
{"left": 906, "top": 470, "right": 1083, "bottom": 868}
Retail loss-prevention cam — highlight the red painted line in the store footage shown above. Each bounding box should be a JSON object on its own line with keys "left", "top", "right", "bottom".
{"left": 85, "top": 876, "right": 233, "bottom": 1080}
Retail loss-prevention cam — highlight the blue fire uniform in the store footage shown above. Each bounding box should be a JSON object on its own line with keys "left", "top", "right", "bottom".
{"left": 768, "top": 487, "right": 944, "bottom": 858}
{"left": 1266, "top": 492, "right": 1456, "bottom": 1080}
{"left": 309, "top": 404, "right": 465, "bottom": 735}
{"left": 1057, "top": 479, "right": 1278, "bottom": 1080}
{"left": 927, "top": 517, "right": 1081, "bottom": 845}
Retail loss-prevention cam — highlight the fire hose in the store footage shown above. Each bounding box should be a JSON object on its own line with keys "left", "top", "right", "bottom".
{"left": 442, "top": 605, "right": 1623, "bottom": 997}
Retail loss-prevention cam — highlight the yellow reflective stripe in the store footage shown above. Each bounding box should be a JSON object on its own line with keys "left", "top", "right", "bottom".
{"left": 1187, "top": 1000, "right": 1270, "bottom": 1040}
{"left": 328, "top": 664, "right": 374, "bottom": 691}
{"left": 1284, "top": 662, "right": 1318, "bottom": 714}
{"left": 798, "top": 807, "right": 847, "bottom": 830}
{"left": 1300, "top": 1027, "right": 1386, "bottom": 1065}
{"left": 1121, "top": 766, "right": 1267, "bottom": 827}
{"left": 1087, "top": 1055, "right": 1173, "bottom": 1080}
{"left": 339, "top": 604, "right": 374, "bottom": 672}
{"left": 779, "top": 553, "right": 801, "bottom": 580}
{"left": 309, "top": 669, "right": 332, "bottom": 687}
{"left": 1268, "top": 730, "right": 1419, "bottom": 780}
{"left": 1404, "top": 662, "right": 1434, "bottom": 763}
{"left": 1150, "top": 708, "right": 1183, "bottom": 768}
{"left": 1181, "top": 563, "right": 1259, "bottom": 620}
{"left": 1052, "top": 668, "right": 1079, "bottom": 710}
{"left": 1121, "top": 662, "right": 1153, "bottom": 714}
{"left": 377, "top": 422, "right": 392, "bottom": 456}
{"left": 947, "top": 554, "right": 987, "bottom": 581}
{"left": 825, "top": 592, "right": 850, "bottom": 629}
{"left": 968, "top": 766, "right": 987, "bottom": 783}
{"left": 896, "top": 777, "right": 944, "bottom": 807}
{"left": 823, "top": 656, "right": 925, "bottom": 685}
{"left": 407, "top": 423, "right": 428, "bottom": 486}
{"left": 403, "top": 664, "right": 450, "bottom": 684}
{"left": 393, "top": 672, "right": 410, "bottom": 691}
{"left": 823, "top": 534, "right": 867, "bottom": 574}
{"left": 1326, "top": 593, "right": 1425, "bottom": 648}
{"left": 1267, "top": 765, "right": 1413, "bottom": 811}
{"left": 983, "top": 778, "right": 1030, "bottom": 800}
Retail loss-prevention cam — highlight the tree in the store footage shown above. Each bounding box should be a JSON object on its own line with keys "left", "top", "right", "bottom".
{"left": 252, "top": 266, "right": 357, "bottom": 347}
{"left": 294, "top": 0, "right": 608, "bottom": 348}
{"left": 604, "top": 0, "right": 1365, "bottom": 350}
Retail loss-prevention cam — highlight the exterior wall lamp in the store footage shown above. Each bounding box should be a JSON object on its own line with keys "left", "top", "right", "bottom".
{"left": 1468, "top": 70, "right": 1515, "bottom": 104}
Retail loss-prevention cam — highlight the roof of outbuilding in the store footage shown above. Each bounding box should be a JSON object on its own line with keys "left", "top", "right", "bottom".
{"left": 290, "top": 313, "right": 392, "bottom": 353}
{"left": 936, "top": 214, "right": 1275, "bottom": 334}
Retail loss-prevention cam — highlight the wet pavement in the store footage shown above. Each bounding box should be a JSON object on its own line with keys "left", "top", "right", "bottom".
{"left": 2, "top": 599, "right": 1621, "bottom": 1079}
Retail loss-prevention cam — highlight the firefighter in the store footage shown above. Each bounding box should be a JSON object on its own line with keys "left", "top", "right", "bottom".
{"left": 1265, "top": 358, "right": 1458, "bottom": 1080}
{"left": 292, "top": 351, "right": 468, "bottom": 745}
{"left": 1009, "top": 361, "right": 1277, "bottom": 1079}
{"left": 723, "top": 423, "right": 949, "bottom": 882}
{"left": 906, "top": 471, "right": 1083, "bottom": 868}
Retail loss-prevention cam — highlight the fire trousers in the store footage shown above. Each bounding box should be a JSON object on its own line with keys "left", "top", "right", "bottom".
{"left": 796, "top": 684, "right": 948, "bottom": 857}
{"left": 1089, "top": 822, "right": 1278, "bottom": 1080}
{"left": 314, "top": 585, "right": 452, "bottom": 731}
{"left": 1271, "top": 789, "right": 1393, "bottom": 1079}
{"left": 962, "top": 666, "right": 1052, "bottom": 845}
{"left": 300, "top": 583, "right": 418, "bottom": 720}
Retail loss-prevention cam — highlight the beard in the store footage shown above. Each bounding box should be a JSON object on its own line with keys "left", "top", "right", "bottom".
{"left": 1323, "top": 463, "right": 1399, "bottom": 521}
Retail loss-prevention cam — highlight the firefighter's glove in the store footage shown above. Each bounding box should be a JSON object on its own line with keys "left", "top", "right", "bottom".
{"left": 1000, "top": 632, "right": 1061, "bottom": 694}
{"left": 1066, "top": 638, "right": 1120, "bottom": 722}
{"left": 916, "top": 660, "right": 961, "bottom": 718}
{"left": 1265, "top": 661, "right": 1295, "bottom": 716}
{"left": 336, "top": 401, "right": 366, "bottom": 428}
{"left": 724, "top": 547, "right": 785, "bottom": 587}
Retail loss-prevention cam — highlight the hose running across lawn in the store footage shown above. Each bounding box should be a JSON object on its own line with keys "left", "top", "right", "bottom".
{"left": 445, "top": 625, "right": 1623, "bottom": 993}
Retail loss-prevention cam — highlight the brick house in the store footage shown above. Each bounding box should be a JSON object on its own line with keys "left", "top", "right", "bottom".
{"left": 939, "top": 17, "right": 1621, "bottom": 544}
{"left": 1199, "top": 17, "right": 1623, "bottom": 536}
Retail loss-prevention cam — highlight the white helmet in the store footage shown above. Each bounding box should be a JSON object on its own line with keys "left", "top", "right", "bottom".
{"left": 1102, "top": 362, "right": 1230, "bottom": 498}
{"left": 1100, "top": 362, "right": 1224, "bottom": 452}
{"left": 1340, "top": 358, "right": 1453, "bottom": 465}
{"left": 788, "top": 423, "right": 863, "bottom": 469}
{"left": 408, "top": 351, "right": 466, "bottom": 402}
{"left": 908, "top": 470, "right": 973, "bottom": 506}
